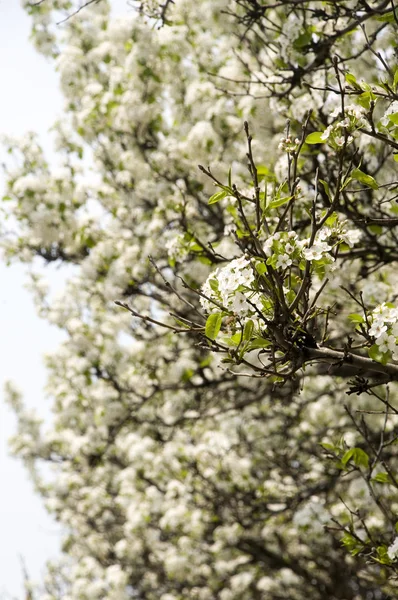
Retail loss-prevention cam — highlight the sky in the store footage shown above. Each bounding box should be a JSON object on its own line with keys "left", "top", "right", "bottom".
{"left": 0, "top": 2, "right": 63, "bottom": 597}
{"left": 0, "top": 0, "right": 129, "bottom": 597}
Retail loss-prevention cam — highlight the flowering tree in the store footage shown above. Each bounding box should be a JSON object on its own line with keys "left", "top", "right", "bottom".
{"left": 4, "top": 0, "right": 398, "bottom": 598}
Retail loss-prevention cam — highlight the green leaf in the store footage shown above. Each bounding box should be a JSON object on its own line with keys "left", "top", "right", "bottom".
{"left": 223, "top": 334, "right": 241, "bottom": 347}
{"left": 338, "top": 175, "right": 352, "bottom": 191}
{"left": 208, "top": 190, "right": 227, "bottom": 205}
{"left": 374, "top": 545, "right": 392, "bottom": 565}
{"left": 351, "top": 168, "right": 378, "bottom": 190}
{"left": 247, "top": 337, "right": 271, "bottom": 350}
{"left": 260, "top": 187, "right": 268, "bottom": 212}
{"left": 319, "top": 179, "right": 332, "bottom": 201}
{"left": 394, "top": 154, "right": 398, "bottom": 163}
{"left": 356, "top": 91, "right": 373, "bottom": 110}
{"left": 268, "top": 195, "right": 292, "bottom": 210}
{"left": 320, "top": 442, "right": 337, "bottom": 453}
{"left": 255, "top": 262, "right": 267, "bottom": 275}
{"left": 348, "top": 313, "right": 364, "bottom": 324}
{"left": 257, "top": 165, "right": 276, "bottom": 184}
{"left": 368, "top": 344, "right": 389, "bottom": 364}
{"left": 266, "top": 254, "right": 278, "bottom": 269}
{"left": 377, "top": 9, "right": 398, "bottom": 22}
{"left": 368, "top": 224, "right": 383, "bottom": 235}
{"left": 325, "top": 212, "right": 338, "bottom": 227}
{"left": 388, "top": 112, "right": 398, "bottom": 125}
{"left": 394, "top": 69, "right": 398, "bottom": 91}
{"left": 372, "top": 472, "right": 392, "bottom": 484}
{"left": 341, "top": 532, "right": 364, "bottom": 556}
{"left": 293, "top": 29, "right": 312, "bottom": 50}
{"left": 305, "top": 131, "right": 324, "bottom": 144}
{"left": 209, "top": 278, "right": 219, "bottom": 293}
{"left": 243, "top": 319, "right": 254, "bottom": 341}
{"left": 342, "top": 448, "right": 369, "bottom": 469}
{"left": 345, "top": 73, "right": 362, "bottom": 90}
{"left": 228, "top": 166, "right": 232, "bottom": 189}
{"left": 205, "top": 313, "right": 222, "bottom": 340}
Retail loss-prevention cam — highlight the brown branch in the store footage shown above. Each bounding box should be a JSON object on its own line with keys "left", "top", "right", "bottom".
{"left": 305, "top": 346, "right": 398, "bottom": 380}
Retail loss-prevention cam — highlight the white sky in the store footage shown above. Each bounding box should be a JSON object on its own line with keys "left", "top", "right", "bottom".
{"left": 0, "top": 2, "right": 63, "bottom": 597}
{"left": 0, "top": 0, "right": 130, "bottom": 597}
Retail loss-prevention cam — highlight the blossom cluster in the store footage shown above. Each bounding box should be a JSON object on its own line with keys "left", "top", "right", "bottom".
{"left": 200, "top": 222, "right": 362, "bottom": 321}
{"left": 369, "top": 303, "right": 398, "bottom": 360}
{"left": 388, "top": 537, "right": 398, "bottom": 561}
{"left": 264, "top": 230, "right": 306, "bottom": 267}
{"left": 200, "top": 256, "right": 258, "bottom": 316}
{"left": 321, "top": 104, "right": 367, "bottom": 148}
{"left": 380, "top": 100, "right": 398, "bottom": 127}
{"left": 278, "top": 135, "right": 300, "bottom": 153}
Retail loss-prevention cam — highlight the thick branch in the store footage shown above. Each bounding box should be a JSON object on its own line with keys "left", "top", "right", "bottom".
{"left": 305, "top": 346, "right": 398, "bottom": 380}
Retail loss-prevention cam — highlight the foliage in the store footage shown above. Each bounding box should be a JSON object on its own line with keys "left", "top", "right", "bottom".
{"left": 4, "top": 0, "right": 398, "bottom": 598}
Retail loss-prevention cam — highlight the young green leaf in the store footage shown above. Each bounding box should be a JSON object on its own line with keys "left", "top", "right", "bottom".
{"left": 388, "top": 112, "right": 398, "bottom": 125}
{"left": 305, "top": 131, "right": 324, "bottom": 144}
{"left": 351, "top": 168, "right": 378, "bottom": 190}
{"left": 342, "top": 448, "right": 369, "bottom": 469}
{"left": 348, "top": 314, "right": 364, "bottom": 324}
{"left": 247, "top": 337, "right": 272, "bottom": 350}
{"left": 319, "top": 179, "right": 332, "bottom": 201}
{"left": 243, "top": 319, "right": 254, "bottom": 342}
{"left": 320, "top": 442, "right": 337, "bottom": 453}
{"left": 255, "top": 262, "right": 267, "bottom": 275}
{"left": 205, "top": 313, "right": 223, "bottom": 340}
{"left": 368, "top": 344, "right": 389, "bottom": 364}
{"left": 268, "top": 195, "right": 292, "bottom": 210}
{"left": 345, "top": 73, "right": 362, "bottom": 89}
{"left": 372, "top": 472, "right": 392, "bottom": 484}
{"left": 257, "top": 165, "right": 270, "bottom": 176}
{"left": 208, "top": 190, "right": 228, "bottom": 205}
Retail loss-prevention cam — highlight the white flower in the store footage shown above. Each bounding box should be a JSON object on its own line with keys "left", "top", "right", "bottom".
{"left": 369, "top": 321, "right": 387, "bottom": 338}
{"left": 276, "top": 253, "right": 292, "bottom": 269}
{"left": 386, "top": 307, "right": 398, "bottom": 322}
{"left": 200, "top": 257, "right": 255, "bottom": 312}
{"left": 375, "top": 332, "right": 396, "bottom": 353}
{"left": 388, "top": 537, "right": 398, "bottom": 560}
{"left": 257, "top": 576, "right": 274, "bottom": 592}
{"left": 346, "top": 104, "right": 366, "bottom": 120}
{"left": 303, "top": 241, "right": 332, "bottom": 261}
{"left": 381, "top": 100, "right": 398, "bottom": 126}
{"left": 106, "top": 564, "right": 128, "bottom": 588}
{"left": 321, "top": 125, "right": 332, "bottom": 141}
{"left": 339, "top": 117, "right": 350, "bottom": 128}
{"left": 231, "top": 292, "right": 250, "bottom": 315}
{"left": 330, "top": 107, "right": 341, "bottom": 118}
{"left": 341, "top": 228, "right": 362, "bottom": 247}
{"left": 230, "top": 571, "right": 253, "bottom": 592}
{"left": 264, "top": 237, "right": 274, "bottom": 256}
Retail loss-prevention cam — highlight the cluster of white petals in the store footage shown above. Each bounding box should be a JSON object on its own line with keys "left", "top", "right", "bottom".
{"left": 321, "top": 104, "right": 368, "bottom": 147}
{"left": 200, "top": 256, "right": 256, "bottom": 314}
{"left": 369, "top": 304, "right": 398, "bottom": 359}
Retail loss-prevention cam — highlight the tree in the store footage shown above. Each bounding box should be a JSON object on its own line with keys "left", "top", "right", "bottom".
{"left": 3, "top": 0, "right": 398, "bottom": 598}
